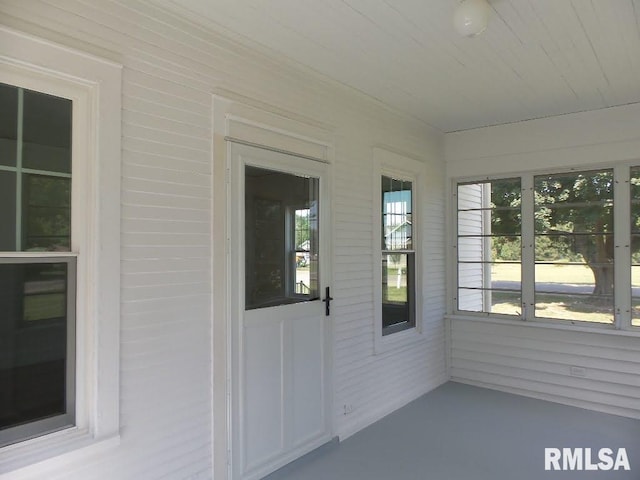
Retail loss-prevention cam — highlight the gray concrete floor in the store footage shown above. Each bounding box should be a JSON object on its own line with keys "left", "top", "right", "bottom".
{"left": 265, "top": 382, "right": 640, "bottom": 480}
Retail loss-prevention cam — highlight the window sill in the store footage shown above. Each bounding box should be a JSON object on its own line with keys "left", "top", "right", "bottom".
{"left": 446, "top": 313, "right": 640, "bottom": 338}
{"left": 374, "top": 325, "right": 426, "bottom": 355}
{"left": 0, "top": 428, "right": 120, "bottom": 479}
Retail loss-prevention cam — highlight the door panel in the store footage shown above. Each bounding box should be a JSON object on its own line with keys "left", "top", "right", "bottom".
{"left": 231, "top": 143, "right": 331, "bottom": 480}
{"left": 291, "top": 313, "right": 325, "bottom": 445}
{"left": 243, "top": 319, "right": 284, "bottom": 470}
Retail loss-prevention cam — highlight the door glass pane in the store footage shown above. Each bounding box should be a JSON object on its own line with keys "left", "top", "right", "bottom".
{"left": 0, "top": 83, "right": 17, "bottom": 168}
{"left": 23, "top": 90, "right": 72, "bottom": 174}
{"left": 245, "top": 166, "right": 319, "bottom": 310}
{"left": 0, "top": 262, "right": 71, "bottom": 433}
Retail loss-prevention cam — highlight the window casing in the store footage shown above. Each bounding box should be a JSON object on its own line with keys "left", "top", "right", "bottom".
{"left": 0, "top": 26, "right": 121, "bottom": 474}
{"left": 455, "top": 166, "right": 639, "bottom": 330}
{"left": 373, "top": 148, "right": 425, "bottom": 351}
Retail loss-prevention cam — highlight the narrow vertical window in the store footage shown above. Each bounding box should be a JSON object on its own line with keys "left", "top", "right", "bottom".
{"left": 457, "top": 179, "right": 522, "bottom": 315}
{"left": 0, "top": 83, "right": 75, "bottom": 447}
{"left": 381, "top": 175, "right": 415, "bottom": 335}
{"left": 534, "top": 170, "right": 614, "bottom": 324}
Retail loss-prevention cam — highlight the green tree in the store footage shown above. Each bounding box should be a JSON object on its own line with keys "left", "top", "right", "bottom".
{"left": 491, "top": 172, "right": 615, "bottom": 296}
{"left": 535, "top": 171, "right": 613, "bottom": 296}
{"left": 488, "top": 178, "right": 522, "bottom": 262}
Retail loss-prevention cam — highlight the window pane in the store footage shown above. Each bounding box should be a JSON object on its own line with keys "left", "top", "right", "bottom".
{"left": 632, "top": 306, "right": 640, "bottom": 327}
{"left": 0, "top": 83, "right": 17, "bottom": 168}
{"left": 631, "top": 167, "right": 640, "bottom": 326}
{"left": 534, "top": 170, "right": 613, "bottom": 323}
{"left": 534, "top": 203, "right": 613, "bottom": 234}
{"left": 458, "top": 262, "right": 521, "bottom": 290}
{"left": 0, "top": 170, "right": 17, "bottom": 251}
{"left": 0, "top": 262, "right": 73, "bottom": 438}
{"left": 0, "top": 86, "right": 72, "bottom": 253}
{"left": 535, "top": 171, "right": 613, "bottom": 205}
{"left": 382, "top": 176, "right": 412, "bottom": 250}
{"left": 456, "top": 178, "right": 521, "bottom": 315}
{"left": 458, "top": 289, "right": 522, "bottom": 316}
{"left": 631, "top": 232, "right": 640, "bottom": 326}
{"left": 631, "top": 202, "right": 640, "bottom": 234}
{"left": 489, "top": 291, "right": 521, "bottom": 316}
{"left": 535, "top": 292, "right": 613, "bottom": 324}
{"left": 294, "top": 208, "right": 314, "bottom": 295}
{"left": 382, "top": 253, "right": 415, "bottom": 335}
{"left": 22, "top": 174, "right": 71, "bottom": 251}
{"left": 458, "top": 236, "right": 521, "bottom": 262}
{"left": 457, "top": 262, "right": 521, "bottom": 315}
{"left": 631, "top": 262, "right": 640, "bottom": 327}
{"left": 23, "top": 90, "right": 72, "bottom": 174}
{"left": 535, "top": 262, "right": 613, "bottom": 323}
{"left": 458, "top": 209, "right": 521, "bottom": 235}
{"left": 245, "top": 166, "right": 319, "bottom": 310}
{"left": 535, "top": 234, "right": 613, "bottom": 263}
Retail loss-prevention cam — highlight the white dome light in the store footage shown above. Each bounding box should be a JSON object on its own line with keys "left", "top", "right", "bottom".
{"left": 454, "top": 0, "right": 490, "bottom": 37}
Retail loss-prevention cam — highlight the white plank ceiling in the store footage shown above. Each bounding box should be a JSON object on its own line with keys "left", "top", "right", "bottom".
{"left": 155, "top": 0, "right": 640, "bottom": 132}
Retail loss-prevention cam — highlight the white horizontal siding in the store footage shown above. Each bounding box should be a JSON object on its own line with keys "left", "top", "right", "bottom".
{"left": 333, "top": 144, "right": 448, "bottom": 440}
{"left": 446, "top": 101, "right": 640, "bottom": 178}
{"left": 0, "top": 1, "right": 445, "bottom": 479}
{"left": 450, "top": 318, "right": 640, "bottom": 419}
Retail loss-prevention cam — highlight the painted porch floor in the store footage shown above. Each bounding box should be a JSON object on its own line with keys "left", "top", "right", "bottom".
{"left": 265, "top": 382, "right": 640, "bottom": 480}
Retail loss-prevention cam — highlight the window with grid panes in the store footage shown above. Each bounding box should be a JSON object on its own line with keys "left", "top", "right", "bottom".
{"left": 0, "top": 82, "right": 76, "bottom": 447}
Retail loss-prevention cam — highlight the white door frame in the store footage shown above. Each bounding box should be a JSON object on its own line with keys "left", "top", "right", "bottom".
{"left": 228, "top": 142, "right": 332, "bottom": 479}
{"left": 211, "top": 94, "right": 334, "bottom": 480}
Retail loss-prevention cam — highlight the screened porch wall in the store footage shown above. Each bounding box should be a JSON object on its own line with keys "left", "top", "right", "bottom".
{"left": 446, "top": 102, "right": 640, "bottom": 420}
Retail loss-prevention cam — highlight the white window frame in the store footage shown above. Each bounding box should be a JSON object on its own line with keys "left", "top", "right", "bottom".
{"left": 0, "top": 26, "right": 122, "bottom": 476}
{"left": 454, "top": 175, "right": 523, "bottom": 318}
{"left": 373, "top": 148, "right": 426, "bottom": 354}
{"left": 452, "top": 163, "right": 640, "bottom": 333}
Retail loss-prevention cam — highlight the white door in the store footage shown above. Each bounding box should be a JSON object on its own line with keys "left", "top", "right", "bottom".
{"left": 229, "top": 142, "right": 332, "bottom": 480}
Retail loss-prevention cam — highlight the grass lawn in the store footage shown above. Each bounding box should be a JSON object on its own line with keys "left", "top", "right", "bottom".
{"left": 24, "top": 293, "right": 66, "bottom": 321}
{"left": 384, "top": 267, "right": 408, "bottom": 303}
{"left": 492, "top": 262, "right": 640, "bottom": 285}
{"left": 492, "top": 263, "right": 596, "bottom": 284}
{"left": 490, "top": 263, "right": 614, "bottom": 323}
{"left": 385, "top": 287, "right": 407, "bottom": 302}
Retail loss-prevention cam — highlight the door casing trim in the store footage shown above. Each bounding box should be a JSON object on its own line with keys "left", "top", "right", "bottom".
{"left": 212, "top": 94, "right": 335, "bottom": 480}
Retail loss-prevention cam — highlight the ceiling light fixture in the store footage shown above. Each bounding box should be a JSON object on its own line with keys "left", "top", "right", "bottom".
{"left": 453, "top": 0, "right": 490, "bottom": 37}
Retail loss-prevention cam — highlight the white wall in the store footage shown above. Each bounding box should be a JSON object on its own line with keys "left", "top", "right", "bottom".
{"left": 445, "top": 103, "right": 640, "bottom": 420}
{"left": 0, "top": 1, "right": 446, "bottom": 479}
{"left": 446, "top": 102, "right": 640, "bottom": 176}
